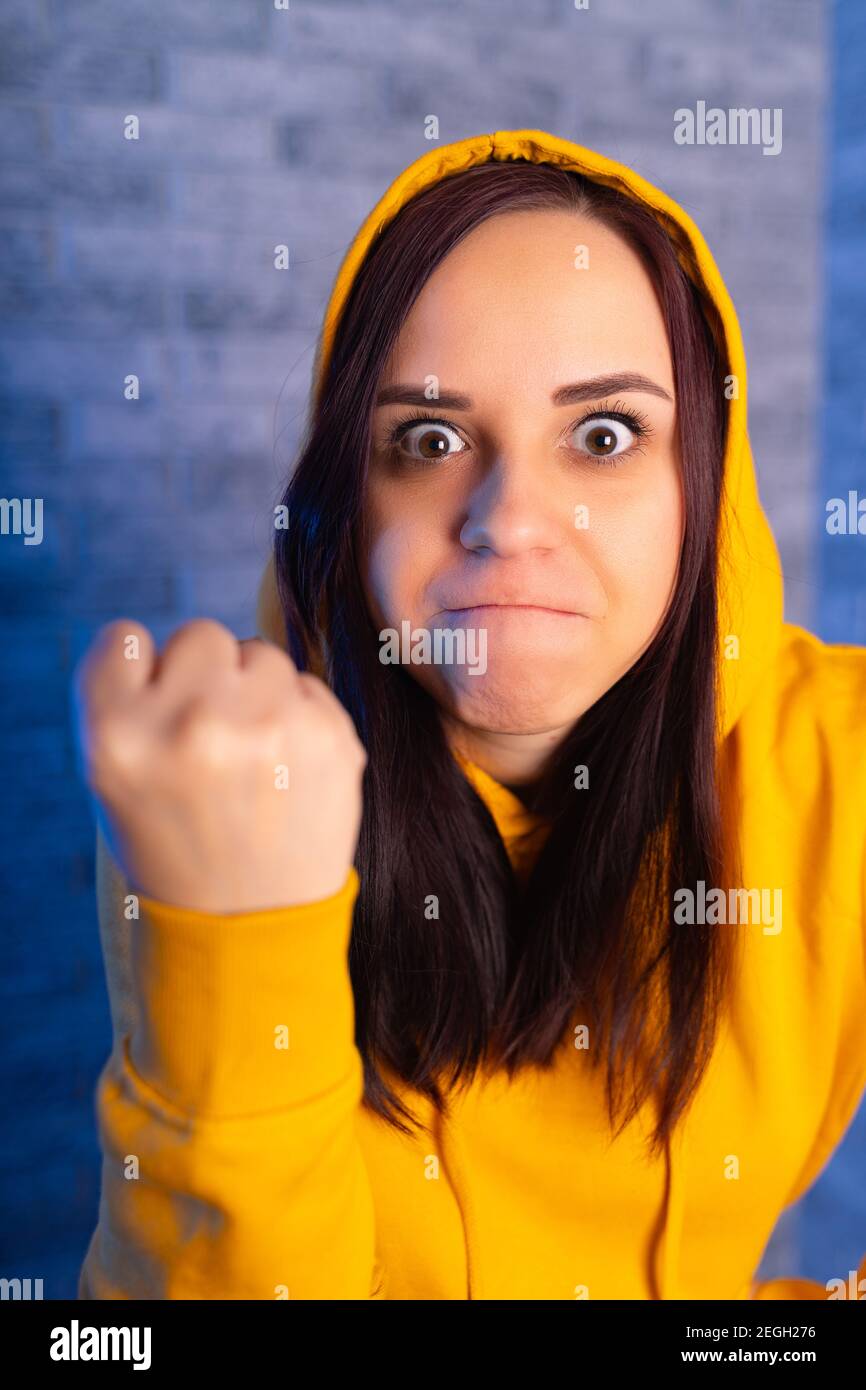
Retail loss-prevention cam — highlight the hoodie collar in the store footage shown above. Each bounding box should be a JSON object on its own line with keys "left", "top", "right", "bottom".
{"left": 451, "top": 747, "right": 544, "bottom": 839}
{"left": 451, "top": 748, "right": 551, "bottom": 886}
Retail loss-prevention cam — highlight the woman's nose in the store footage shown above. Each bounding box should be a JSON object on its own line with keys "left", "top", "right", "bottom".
{"left": 458, "top": 457, "right": 564, "bottom": 557}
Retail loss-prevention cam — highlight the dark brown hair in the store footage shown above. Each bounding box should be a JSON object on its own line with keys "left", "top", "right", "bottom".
{"left": 274, "top": 159, "right": 738, "bottom": 1157}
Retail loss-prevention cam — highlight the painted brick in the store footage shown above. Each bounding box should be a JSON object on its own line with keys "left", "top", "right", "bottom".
{"left": 0, "top": 43, "right": 164, "bottom": 103}
{"left": 52, "top": 104, "right": 275, "bottom": 169}
{"left": 0, "top": 277, "right": 166, "bottom": 331}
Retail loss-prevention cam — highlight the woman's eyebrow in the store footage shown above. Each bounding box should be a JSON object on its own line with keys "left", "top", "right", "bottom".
{"left": 552, "top": 373, "right": 674, "bottom": 405}
{"left": 375, "top": 372, "right": 673, "bottom": 409}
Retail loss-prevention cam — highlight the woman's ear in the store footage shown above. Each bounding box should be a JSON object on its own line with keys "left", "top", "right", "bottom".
{"left": 255, "top": 551, "right": 287, "bottom": 650}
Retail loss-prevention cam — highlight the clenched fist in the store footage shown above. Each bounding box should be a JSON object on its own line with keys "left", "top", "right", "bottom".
{"left": 72, "top": 618, "right": 366, "bottom": 913}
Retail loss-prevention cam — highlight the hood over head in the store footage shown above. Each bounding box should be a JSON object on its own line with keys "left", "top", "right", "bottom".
{"left": 256, "top": 129, "right": 788, "bottom": 1300}
{"left": 259, "top": 127, "right": 785, "bottom": 746}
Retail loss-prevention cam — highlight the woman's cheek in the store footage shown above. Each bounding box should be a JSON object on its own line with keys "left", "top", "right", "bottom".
{"left": 361, "top": 513, "right": 429, "bottom": 635}
{"left": 588, "top": 476, "right": 683, "bottom": 651}
{"left": 361, "top": 535, "right": 398, "bottom": 633}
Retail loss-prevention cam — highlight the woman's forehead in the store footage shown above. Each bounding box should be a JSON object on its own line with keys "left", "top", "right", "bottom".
{"left": 381, "top": 213, "right": 674, "bottom": 404}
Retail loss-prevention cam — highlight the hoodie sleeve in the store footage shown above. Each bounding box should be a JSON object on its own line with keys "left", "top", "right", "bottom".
{"left": 749, "top": 1251, "right": 866, "bottom": 1301}
{"left": 750, "top": 776, "right": 866, "bottom": 1304}
{"left": 78, "top": 828, "right": 383, "bottom": 1300}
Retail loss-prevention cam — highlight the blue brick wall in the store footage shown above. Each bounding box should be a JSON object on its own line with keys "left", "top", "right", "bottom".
{"left": 0, "top": 0, "right": 861, "bottom": 1297}
{"left": 799, "top": 0, "right": 866, "bottom": 1287}
{"left": 818, "top": 1, "right": 866, "bottom": 643}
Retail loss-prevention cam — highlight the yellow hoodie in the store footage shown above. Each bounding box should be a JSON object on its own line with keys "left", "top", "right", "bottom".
{"left": 79, "top": 130, "right": 866, "bottom": 1301}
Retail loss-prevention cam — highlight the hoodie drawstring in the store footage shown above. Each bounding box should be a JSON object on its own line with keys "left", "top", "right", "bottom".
{"left": 660, "top": 1124, "right": 688, "bottom": 1300}
{"left": 441, "top": 1094, "right": 689, "bottom": 1300}
{"left": 437, "top": 1104, "right": 483, "bottom": 1300}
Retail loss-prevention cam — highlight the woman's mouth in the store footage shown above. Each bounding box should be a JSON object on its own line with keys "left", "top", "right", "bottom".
{"left": 441, "top": 604, "right": 587, "bottom": 620}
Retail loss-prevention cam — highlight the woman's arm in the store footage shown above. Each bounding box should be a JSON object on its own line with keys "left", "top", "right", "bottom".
{"left": 751, "top": 823, "right": 866, "bottom": 1303}
{"left": 74, "top": 616, "right": 382, "bottom": 1299}
{"left": 749, "top": 1252, "right": 866, "bottom": 1301}
{"left": 79, "top": 829, "right": 381, "bottom": 1300}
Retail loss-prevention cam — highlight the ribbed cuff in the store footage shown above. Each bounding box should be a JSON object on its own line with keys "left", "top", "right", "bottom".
{"left": 128, "top": 868, "right": 361, "bottom": 1119}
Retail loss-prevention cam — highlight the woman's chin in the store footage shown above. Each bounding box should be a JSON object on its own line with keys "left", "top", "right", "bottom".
{"left": 425, "top": 668, "right": 588, "bottom": 736}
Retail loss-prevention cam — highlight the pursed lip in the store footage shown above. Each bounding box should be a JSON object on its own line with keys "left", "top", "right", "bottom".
{"left": 437, "top": 603, "right": 587, "bottom": 619}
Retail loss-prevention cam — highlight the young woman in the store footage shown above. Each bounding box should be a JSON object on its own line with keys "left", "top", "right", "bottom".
{"left": 74, "top": 130, "right": 866, "bottom": 1301}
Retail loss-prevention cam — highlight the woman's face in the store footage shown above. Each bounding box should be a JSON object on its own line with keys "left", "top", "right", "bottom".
{"left": 361, "top": 208, "right": 684, "bottom": 768}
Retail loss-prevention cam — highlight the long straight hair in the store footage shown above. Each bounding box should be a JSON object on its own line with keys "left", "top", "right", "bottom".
{"left": 274, "top": 159, "right": 738, "bottom": 1157}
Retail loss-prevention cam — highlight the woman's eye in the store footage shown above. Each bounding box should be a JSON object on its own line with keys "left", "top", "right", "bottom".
{"left": 570, "top": 416, "right": 637, "bottom": 459}
{"left": 395, "top": 422, "right": 467, "bottom": 462}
